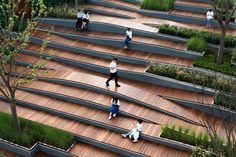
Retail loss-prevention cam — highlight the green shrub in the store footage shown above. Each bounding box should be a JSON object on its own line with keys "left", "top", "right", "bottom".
{"left": 193, "top": 51, "right": 236, "bottom": 76}
{"left": 187, "top": 37, "right": 206, "bottom": 52}
{"left": 47, "top": 6, "right": 85, "bottom": 19}
{"left": 215, "top": 93, "right": 236, "bottom": 111}
{"left": 146, "top": 62, "right": 235, "bottom": 94}
{"left": 0, "top": 112, "right": 75, "bottom": 149}
{"left": 41, "top": 0, "right": 75, "bottom": 7}
{"left": 140, "top": 0, "right": 174, "bottom": 11}
{"left": 160, "top": 125, "right": 210, "bottom": 148}
{"left": 159, "top": 24, "right": 236, "bottom": 48}
{"left": 232, "top": 49, "right": 236, "bottom": 62}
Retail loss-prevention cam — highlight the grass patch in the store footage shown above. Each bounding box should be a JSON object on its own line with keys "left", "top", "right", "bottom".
{"left": 187, "top": 37, "right": 206, "bottom": 52}
{"left": 0, "top": 112, "right": 75, "bottom": 149}
{"left": 140, "top": 0, "right": 175, "bottom": 11}
{"left": 193, "top": 51, "right": 236, "bottom": 76}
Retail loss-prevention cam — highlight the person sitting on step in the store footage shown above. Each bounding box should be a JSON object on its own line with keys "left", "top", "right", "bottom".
{"left": 122, "top": 119, "right": 143, "bottom": 143}
{"left": 82, "top": 10, "right": 89, "bottom": 30}
{"left": 123, "top": 28, "right": 132, "bottom": 49}
{"left": 108, "top": 97, "right": 120, "bottom": 120}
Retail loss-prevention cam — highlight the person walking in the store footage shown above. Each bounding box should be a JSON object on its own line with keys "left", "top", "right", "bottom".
{"left": 106, "top": 58, "right": 120, "bottom": 87}
{"left": 75, "top": 9, "right": 83, "bottom": 31}
{"left": 122, "top": 119, "right": 143, "bottom": 143}
{"left": 108, "top": 97, "right": 120, "bottom": 119}
{"left": 206, "top": 9, "right": 214, "bottom": 28}
{"left": 123, "top": 28, "right": 132, "bottom": 49}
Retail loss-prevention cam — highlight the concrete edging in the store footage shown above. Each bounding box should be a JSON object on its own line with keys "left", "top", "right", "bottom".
{"left": 0, "top": 138, "right": 75, "bottom": 157}
{"left": 163, "top": 96, "right": 236, "bottom": 121}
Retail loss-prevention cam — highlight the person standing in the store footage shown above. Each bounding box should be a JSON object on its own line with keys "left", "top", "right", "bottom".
{"left": 75, "top": 10, "right": 83, "bottom": 31}
{"left": 124, "top": 28, "right": 132, "bottom": 49}
{"left": 106, "top": 58, "right": 120, "bottom": 87}
{"left": 122, "top": 119, "right": 143, "bottom": 143}
{"left": 206, "top": 9, "right": 214, "bottom": 28}
{"left": 108, "top": 97, "right": 120, "bottom": 119}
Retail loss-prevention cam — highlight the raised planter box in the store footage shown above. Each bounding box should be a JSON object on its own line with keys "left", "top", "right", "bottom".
{"left": 0, "top": 138, "right": 75, "bottom": 157}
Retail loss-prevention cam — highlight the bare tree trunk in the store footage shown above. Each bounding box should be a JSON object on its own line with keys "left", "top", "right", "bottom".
{"left": 75, "top": 0, "right": 78, "bottom": 6}
{"left": 217, "top": 26, "right": 226, "bottom": 64}
{"left": 9, "top": 99, "right": 21, "bottom": 132}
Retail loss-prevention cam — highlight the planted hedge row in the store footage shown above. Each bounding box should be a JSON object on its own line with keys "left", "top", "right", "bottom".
{"left": 0, "top": 112, "right": 75, "bottom": 149}
{"left": 140, "top": 0, "right": 175, "bottom": 11}
{"left": 146, "top": 63, "right": 235, "bottom": 92}
{"left": 193, "top": 51, "right": 236, "bottom": 76}
{"left": 47, "top": 6, "right": 86, "bottom": 19}
{"left": 160, "top": 125, "right": 210, "bottom": 148}
{"left": 159, "top": 24, "right": 236, "bottom": 48}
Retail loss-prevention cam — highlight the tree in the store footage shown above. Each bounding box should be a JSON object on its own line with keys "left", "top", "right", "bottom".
{"left": 0, "top": 0, "right": 47, "bottom": 132}
{"left": 197, "top": 76, "right": 236, "bottom": 157}
{"left": 210, "top": 0, "right": 236, "bottom": 64}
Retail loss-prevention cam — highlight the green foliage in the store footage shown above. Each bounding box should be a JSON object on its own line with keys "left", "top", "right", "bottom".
{"left": 215, "top": 92, "right": 236, "bottom": 111}
{"left": 0, "top": 112, "right": 75, "bottom": 149}
{"left": 159, "top": 24, "right": 236, "bottom": 48}
{"left": 192, "top": 147, "right": 215, "bottom": 157}
{"left": 232, "top": 48, "right": 236, "bottom": 61}
{"left": 146, "top": 62, "right": 235, "bottom": 93}
{"left": 47, "top": 6, "right": 85, "bottom": 19}
{"left": 187, "top": 37, "right": 206, "bottom": 52}
{"left": 193, "top": 51, "right": 236, "bottom": 76}
{"left": 42, "top": 0, "right": 75, "bottom": 7}
{"left": 160, "top": 125, "right": 210, "bottom": 148}
{"left": 140, "top": 0, "right": 174, "bottom": 11}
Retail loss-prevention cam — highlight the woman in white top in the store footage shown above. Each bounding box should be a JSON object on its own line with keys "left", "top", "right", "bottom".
{"left": 108, "top": 97, "right": 120, "bottom": 119}
{"left": 122, "top": 119, "right": 143, "bottom": 143}
{"left": 206, "top": 9, "right": 214, "bottom": 28}
{"left": 124, "top": 28, "right": 132, "bottom": 49}
{"left": 82, "top": 10, "right": 89, "bottom": 30}
{"left": 75, "top": 10, "right": 83, "bottom": 31}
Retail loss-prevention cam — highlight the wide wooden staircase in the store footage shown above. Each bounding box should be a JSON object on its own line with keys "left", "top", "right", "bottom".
{"left": 0, "top": 0, "right": 232, "bottom": 157}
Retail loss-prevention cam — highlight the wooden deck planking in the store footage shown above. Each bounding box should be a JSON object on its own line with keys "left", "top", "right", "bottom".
{"left": 170, "top": 9, "right": 206, "bottom": 19}
{"left": 175, "top": 0, "right": 211, "bottom": 8}
{"left": 69, "top": 142, "right": 122, "bottom": 157}
{"left": 0, "top": 102, "right": 191, "bottom": 157}
{"left": 50, "top": 25, "right": 186, "bottom": 50}
{"left": 103, "top": 0, "right": 140, "bottom": 9}
{"left": 86, "top": 4, "right": 236, "bottom": 36}
{"left": 0, "top": 149, "right": 22, "bottom": 157}
{"left": 33, "top": 29, "right": 193, "bottom": 67}
{"left": 17, "top": 53, "right": 215, "bottom": 120}
{"left": 27, "top": 44, "right": 146, "bottom": 73}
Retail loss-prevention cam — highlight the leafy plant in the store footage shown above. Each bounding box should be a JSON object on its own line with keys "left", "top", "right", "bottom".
{"left": 0, "top": 112, "right": 75, "bottom": 149}
{"left": 140, "top": 0, "right": 175, "bottom": 11}
{"left": 232, "top": 48, "right": 236, "bottom": 62}
{"left": 187, "top": 37, "right": 206, "bottom": 52}
{"left": 159, "top": 24, "right": 236, "bottom": 48}
{"left": 194, "top": 51, "right": 236, "bottom": 76}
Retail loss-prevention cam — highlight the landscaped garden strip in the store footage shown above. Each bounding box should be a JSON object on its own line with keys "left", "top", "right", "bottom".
{"left": 160, "top": 125, "right": 211, "bottom": 149}
{"left": 0, "top": 112, "right": 75, "bottom": 149}
{"left": 186, "top": 37, "right": 206, "bottom": 53}
{"left": 159, "top": 24, "right": 236, "bottom": 48}
{"left": 193, "top": 51, "right": 236, "bottom": 76}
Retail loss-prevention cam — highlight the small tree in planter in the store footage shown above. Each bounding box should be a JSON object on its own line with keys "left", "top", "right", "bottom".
{"left": 210, "top": 0, "right": 236, "bottom": 64}
{"left": 0, "top": 0, "right": 49, "bottom": 132}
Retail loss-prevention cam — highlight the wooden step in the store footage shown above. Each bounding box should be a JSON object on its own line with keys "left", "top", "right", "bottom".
{"left": 27, "top": 44, "right": 146, "bottom": 73}
{"left": 175, "top": 0, "right": 211, "bottom": 8}
{"left": 0, "top": 101, "right": 191, "bottom": 157}
{"left": 32, "top": 29, "right": 193, "bottom": 67}
{"left": 170, "top": 10, "right": 205, "bottom": 19}
{"left": 69, "top": 142, "right": 122, "bottom": 157}
{"left": 47, "top": 25, "right": 186, "bottom": 51}
{"left": 15, "top": 90, "right": 162, "bottom": 137}
{"left": 0, "top": 149, "right": 22, "bottom": 157}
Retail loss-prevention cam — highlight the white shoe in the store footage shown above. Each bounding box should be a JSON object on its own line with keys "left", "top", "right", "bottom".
{"left": 113, "top": 114, "right": 116, "bottom": 117}
{"left": 108, "top": 116, "right": 112, "bottom": 120}
{"left": 122, "top": 134, "right": 127, "bottom": 137}
{"left": 133, "top": 139, "right": 138, "bottom": 143}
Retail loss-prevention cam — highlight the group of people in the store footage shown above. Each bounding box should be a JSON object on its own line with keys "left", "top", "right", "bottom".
{"left": 108, "top": 97, "right": 143, "bottom": 143}
{"left": 75, "top": 10, "right": 90, "bottom": 31}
